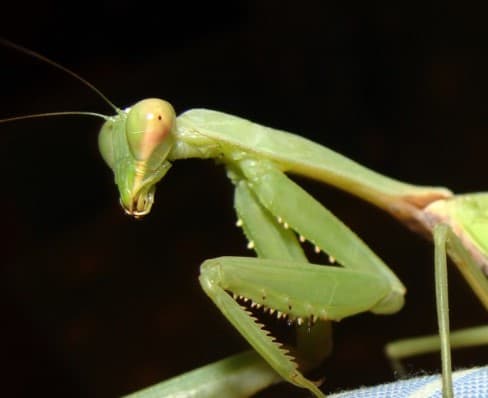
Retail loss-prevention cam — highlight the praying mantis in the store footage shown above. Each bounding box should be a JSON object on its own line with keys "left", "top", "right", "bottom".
{"left": 3, "top": 39, "right": 488, "bottom": 398}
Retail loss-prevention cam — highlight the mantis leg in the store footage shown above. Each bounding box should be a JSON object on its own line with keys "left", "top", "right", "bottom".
{"left": 199, "top": 257, "right": 392, "bottom": 397}
{"left": 234, "top": 158, "right": 406, "bottom": 314}
{"left": 385, "top": 326, "right": 488, "bottom": 370}
{"left": 386, "top": 224, "right": 488, "bottom": 398}
{"left": 434, "top": 224, "right": 454, "bottom": 398}
{"left": 123, "top": 350, "right": 281, "bottom": 398}
{"left": 234, "top": 178, "right": 334, "bottom": 370}
{"left": 198, "top": 159, "right": 406, "bottom": 397}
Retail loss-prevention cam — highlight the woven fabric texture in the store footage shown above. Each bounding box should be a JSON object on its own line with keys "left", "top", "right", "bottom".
{"left": 330, "top": 366, "right": 488, "bottom": 398}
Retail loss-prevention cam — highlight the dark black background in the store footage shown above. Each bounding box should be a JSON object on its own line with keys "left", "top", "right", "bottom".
{"left": 1, "top": 1, "right": 488, "bottom": 397}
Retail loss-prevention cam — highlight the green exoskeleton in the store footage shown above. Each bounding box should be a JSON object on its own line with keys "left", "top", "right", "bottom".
{"left": 96, "top": 97, "right": 452, "bottom": 398}
{"left": 105, "top": 100, "right": 488, "bottom": 398}
{"left": 3, "top": 39, "right": 488, "bottom": 397}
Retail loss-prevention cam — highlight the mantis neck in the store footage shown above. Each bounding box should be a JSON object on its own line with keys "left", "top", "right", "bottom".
{"left": 169, "top": 121, "right": 222, "bottom": 161}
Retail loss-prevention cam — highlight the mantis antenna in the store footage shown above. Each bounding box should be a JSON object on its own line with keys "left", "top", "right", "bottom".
{"left": 0, "top": 37, "right": 119, "bottom": 122}
{"left": 0, "top": 112, "right": 109, "bottom": 124}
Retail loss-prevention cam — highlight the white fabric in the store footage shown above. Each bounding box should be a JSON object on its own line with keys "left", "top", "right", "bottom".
{"left": 330, "top": 366, "right": 488, "bottom": 398}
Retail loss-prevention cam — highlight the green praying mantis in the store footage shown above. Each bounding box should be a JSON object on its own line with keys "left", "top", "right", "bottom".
{"left": 3, "top": 39, "right": 488, "bottom": 398}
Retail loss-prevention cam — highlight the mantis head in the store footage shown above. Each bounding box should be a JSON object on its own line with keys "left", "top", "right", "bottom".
{"left": 0, "top": 40, "right": 177, "bottom": 218}
{"left": 98, "top": 98, "right": 176, "bottom": 218}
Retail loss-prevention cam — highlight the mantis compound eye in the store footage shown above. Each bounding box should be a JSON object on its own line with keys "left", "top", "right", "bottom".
{"left": 126, "top": 98, "right": 176, "bottom": 163}
{"left": 98, "top": 120, "right": 115, "bottom": 169}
